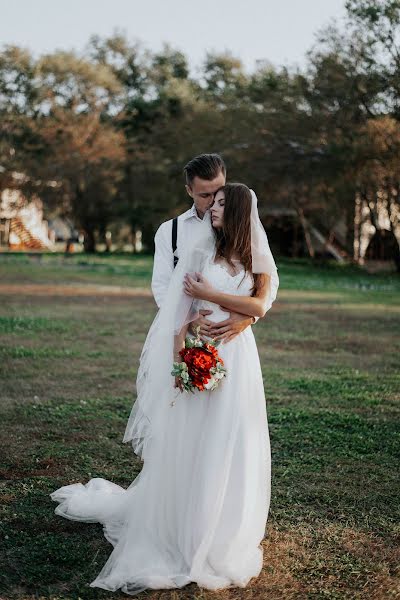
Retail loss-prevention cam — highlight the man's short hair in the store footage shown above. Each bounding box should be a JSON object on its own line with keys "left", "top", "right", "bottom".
{"left": 183, "top": 153, "right": 226, "bottom": 186}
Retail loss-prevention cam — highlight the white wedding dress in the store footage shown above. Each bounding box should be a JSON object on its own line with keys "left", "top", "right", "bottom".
{"left": 51, "top": 255, "right": 271, "bottom": 595}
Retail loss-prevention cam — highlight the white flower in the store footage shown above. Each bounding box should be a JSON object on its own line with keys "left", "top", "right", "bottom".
{"left": 204, "top": 377, "right": 216, "bottom": 390}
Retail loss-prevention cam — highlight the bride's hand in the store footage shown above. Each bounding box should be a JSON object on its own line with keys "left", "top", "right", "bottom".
{"left": 184, "top": 272, "right": 214, "bottom": 301}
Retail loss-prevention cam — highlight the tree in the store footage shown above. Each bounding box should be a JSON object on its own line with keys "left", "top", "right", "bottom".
{"left": 0, "top": 46, "right": 125, "bottom": 251}
{"left": 35, "top": 109, "right": 125, "bottom": 252}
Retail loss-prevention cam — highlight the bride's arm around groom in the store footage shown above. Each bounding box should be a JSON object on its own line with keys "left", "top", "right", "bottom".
{"left": 151, "top": 211, "right": 257, "bottom": 341}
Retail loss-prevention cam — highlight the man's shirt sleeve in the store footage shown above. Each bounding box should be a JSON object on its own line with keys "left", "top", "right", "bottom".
{"left": 151, "top": 221, "right": 174, "bottom": 308}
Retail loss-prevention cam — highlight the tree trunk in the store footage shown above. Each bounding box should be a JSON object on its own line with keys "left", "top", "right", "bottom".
{"left": 345, "top": 193, "right": 357, "bottom": 260}
{"left": 83, "top": 227, "right": 96, "bottom": 253}
{"left": 297, "top": 207, "right": 315, "bottom": 258}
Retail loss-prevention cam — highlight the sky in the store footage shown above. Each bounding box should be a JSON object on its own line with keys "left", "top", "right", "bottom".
{"left": 0, "top": 0, "right": 347, "bottom": 73}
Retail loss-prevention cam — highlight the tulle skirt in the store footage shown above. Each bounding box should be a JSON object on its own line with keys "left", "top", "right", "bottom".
{"left": 51, "top": 326, "right": 271, "bottom": 594}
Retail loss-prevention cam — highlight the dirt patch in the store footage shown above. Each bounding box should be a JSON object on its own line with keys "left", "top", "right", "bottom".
{"left": 0, "top": 283, "right": 152, "bottom": 297}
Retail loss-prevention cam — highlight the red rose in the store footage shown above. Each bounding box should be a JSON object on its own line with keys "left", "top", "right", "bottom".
{"left": 180, "top": 347, "right": 217, "bottom": 385}
{"left": 176, "top": 342, "right": 225, "bottom": 393}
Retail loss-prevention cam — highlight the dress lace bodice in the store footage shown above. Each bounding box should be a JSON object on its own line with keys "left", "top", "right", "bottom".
{"left": 198, "top": 256, "right": 254, "bottom": 323}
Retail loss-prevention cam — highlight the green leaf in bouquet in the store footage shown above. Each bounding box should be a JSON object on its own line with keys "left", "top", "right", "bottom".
{"left": 185, "top": 336, "right": 195, "bottom": 348}
{"left": 208, "top": 338, "right": 221, "bottom": 348}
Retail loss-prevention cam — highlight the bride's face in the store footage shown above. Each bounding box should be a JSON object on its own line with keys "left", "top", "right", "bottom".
{"left": 210, "top": 190, "right": 225, "bottom": 228}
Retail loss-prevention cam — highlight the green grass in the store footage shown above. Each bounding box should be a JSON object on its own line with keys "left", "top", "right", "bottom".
{"left": 0, "top": 251, "right": 153, "bottom": 287}
{"left": 0, "top": 316, "right": 70, "bottom": 335}
{"left": 0, "top": 252, "right": 399, "bottom": 599}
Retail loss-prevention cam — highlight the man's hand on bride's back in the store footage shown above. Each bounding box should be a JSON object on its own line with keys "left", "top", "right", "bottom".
{"left": 189, "top": 309, "right": 214, "bottom": 338}
{"left": 209, "top": 311, "right": 254, "bottom": 344}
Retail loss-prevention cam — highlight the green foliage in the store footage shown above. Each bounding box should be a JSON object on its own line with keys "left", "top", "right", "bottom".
{"left": 1, "top": 4, "right": 400, "bottom": 257}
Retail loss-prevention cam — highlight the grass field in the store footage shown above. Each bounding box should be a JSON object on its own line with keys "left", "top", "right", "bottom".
{"left": 0, "top": 252, "right": 399, "bottom": 600}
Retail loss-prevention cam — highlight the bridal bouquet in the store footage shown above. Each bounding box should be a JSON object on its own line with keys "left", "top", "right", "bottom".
{"left": 172, "top": 327, "right": 226, "bottom": 393}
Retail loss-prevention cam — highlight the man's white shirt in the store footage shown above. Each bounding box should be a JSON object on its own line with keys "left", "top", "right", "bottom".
{"left": 151, "top": 204, "right": 205, "bottom": 308}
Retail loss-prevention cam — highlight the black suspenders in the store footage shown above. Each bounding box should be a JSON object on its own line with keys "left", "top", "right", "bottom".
{"left": 172, "top": 217, "right": 178, "bottom": 268}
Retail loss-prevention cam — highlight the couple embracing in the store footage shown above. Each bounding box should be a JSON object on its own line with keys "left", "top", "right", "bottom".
{"left": 51, "top": 153, "right": 279, "bottom": 595}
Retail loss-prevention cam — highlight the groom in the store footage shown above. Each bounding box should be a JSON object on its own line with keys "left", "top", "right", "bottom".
{"left": 151, "top": 153, "right": 256, "bottom": 342}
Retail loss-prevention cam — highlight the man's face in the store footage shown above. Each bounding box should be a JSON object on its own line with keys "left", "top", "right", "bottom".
{"left": 185, "top": 171, "right": 226, "bottom": 218}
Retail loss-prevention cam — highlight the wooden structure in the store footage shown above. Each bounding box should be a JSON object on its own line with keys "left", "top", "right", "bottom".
{"left": 0, "top": 189, "right": 54, "bottom": 251}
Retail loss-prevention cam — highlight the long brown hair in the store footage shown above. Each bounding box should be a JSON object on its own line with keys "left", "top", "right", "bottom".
{"left": 213, "top": 183, "right": 264, "bottom": 296}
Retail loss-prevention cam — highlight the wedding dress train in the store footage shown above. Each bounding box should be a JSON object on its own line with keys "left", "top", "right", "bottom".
{"left": 51, "top": 256, "right": 272, "bottom": 594}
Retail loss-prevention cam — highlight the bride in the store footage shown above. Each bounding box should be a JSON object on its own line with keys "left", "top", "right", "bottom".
{"left": 51, "top": 182, "right": 279, "bottom": 595}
